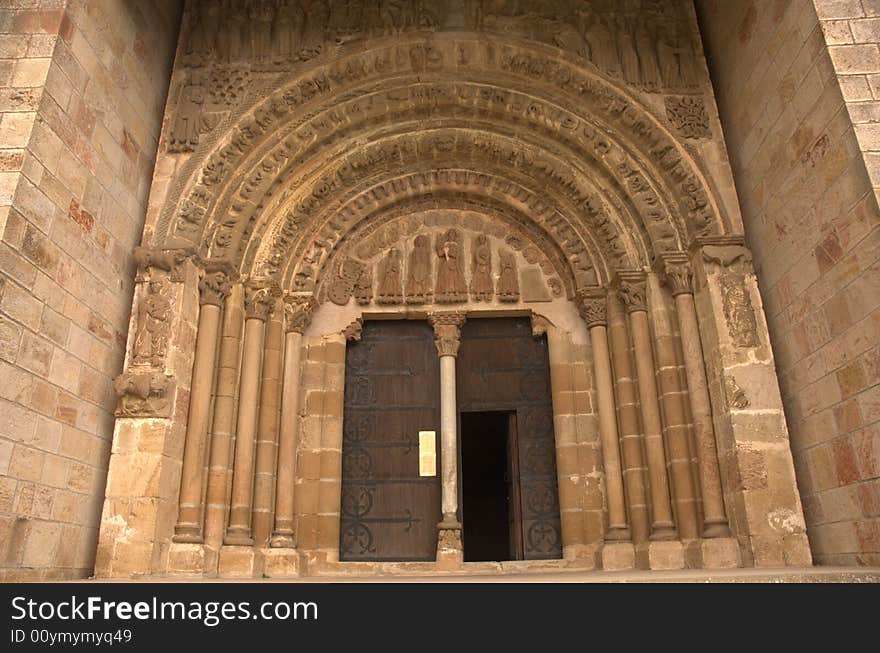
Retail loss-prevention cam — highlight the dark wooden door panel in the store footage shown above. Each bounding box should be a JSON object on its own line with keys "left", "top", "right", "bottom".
{"left": 458, "top": 317, "right": 562, "bottom": 560}
{"left": 340, "top": 321, "right": 441, "bottom": 561}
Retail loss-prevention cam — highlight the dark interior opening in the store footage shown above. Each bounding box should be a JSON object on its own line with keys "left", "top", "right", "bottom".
{"left": 461, "top": 411, "right": 514, "bottom": 562}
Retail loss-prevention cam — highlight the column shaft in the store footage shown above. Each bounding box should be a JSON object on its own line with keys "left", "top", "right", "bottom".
{"left": 629, "top": 308, "right": 678, "bottom": 539}
{"left": 203, "top": 285, "right": 243, "bottom": 548}
{"left": 270, "top": 330, "right": 304, "bottom": 547}
{"left": 224, "top": 317, "right": 266, "bottom": 545}
{"left": 675, "top": 290, "right": 730, "bottom": 536}
{"left": 439, "top": 355, "right": 458, "bottom": 522}
{"left": 589, "top": 323, "right": 630, "bottom": 540}
{"left": 173, "top": 302, "right": 222, "bottom": 542}
{"left": 252, "top": 303, "right": 283, "bottom": 545}
{"left": 606, "top": 295, "right": 649, "bottom": 543}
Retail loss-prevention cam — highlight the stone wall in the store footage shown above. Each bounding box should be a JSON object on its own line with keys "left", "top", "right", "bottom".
{"left": 0, "top": 0, "right": 181, "bottom": 580}
{"left": 697, "top": 0, "right": 880, "bottom": 566}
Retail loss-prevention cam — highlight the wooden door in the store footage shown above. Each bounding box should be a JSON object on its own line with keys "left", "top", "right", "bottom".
{"left": 339, "top": 321, "right": 441, "bottom": 561}
{"left": 457, "top": 317, "right": 563, "bottom": 560}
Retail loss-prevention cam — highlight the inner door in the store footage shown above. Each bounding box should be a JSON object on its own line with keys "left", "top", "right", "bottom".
{"left": 339, "top": 320, "right": 441, "bottom": 561}
{"left": 457, "top": 317, "right": 563, "bottom": 560}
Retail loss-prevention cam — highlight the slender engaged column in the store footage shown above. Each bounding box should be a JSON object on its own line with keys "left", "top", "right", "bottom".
{"left": 173, "top": 271, "right": 231, "bottom": 543}
{"left": 607, "top": 292, "right": 649, "bottom": 544}
{"left": 666, "top": 261, "right": 731, "bottom": 537}
{"left": 429, "top": 312, "right": 466, "bottom": 557}
{"left": 224, "top": 286, "right": 274, "bottom": 546}
{"left": 619, "top": 277, "right": 677, "bottom": 540}
{"left": 252, "top": 295, "right": 284, "bottom": 545}
{"left": 577, "top": 289, "right": 630, "bottom": 541}
{"left": 647, "top": 273, "right": 700, "bottom": 539}
{"left": 270, "top": 296, "right": 316, "bottom": 548}
{"left": 203, "top": 284, "right": 244, "bottom": 548}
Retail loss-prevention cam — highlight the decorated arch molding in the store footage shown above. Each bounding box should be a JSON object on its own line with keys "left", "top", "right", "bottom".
{"left": 152, "top": 17, "right": 735, "bottom": 296}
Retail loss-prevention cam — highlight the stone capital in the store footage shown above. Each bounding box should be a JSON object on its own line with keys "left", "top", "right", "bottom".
{"left": 617, "top": 278, "right": 647, "bottom": 313}
{"left": 198, "top": 270, "right": 232, "bottom": 306}
{"left": 343, "top": 318, "right": 363, "bottom": 342}
{"left": 428, "top": 312, "right": 466, "bottom": 357}
{"left": 575, "top": 288, "right": 608, "bottom": 328}
{"left": 283, "top": 294, "right": 317, "bottom": 333}
{"left": 244, "top": 285, "right": 276, "bottom": 321}
{"left": 663, "top": 260, "right": 693, "bottom": 296}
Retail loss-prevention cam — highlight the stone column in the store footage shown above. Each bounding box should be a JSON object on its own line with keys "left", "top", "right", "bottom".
{"left": 646, "top": 272, "right": 700, "bottom": 540}
{"left": 172, "top": 270, "right": 231, "bottom": 543}
{"left": 619, "top": 276, "right": 677, "bottom": 541}
{"left": 577, "top": 289, "right": 630, "bottom": 542}
{"left": 664, "top": 260, "right": 731, "bottom": 538}
{"left": 270, "top": 295, "right": 316, "bottom": 548}
{"left": 203, "top": 284, "right": 244, "bottom": 550}
{"left": 224, "top": 286, "right": 274, "bottom": 546}
{"left": 606, "top": 291, "right": 649, "bottom": 544}
{"left": 252, "top": 293, "right": 284, "bottom": 546}
{"left": 428, "top": 311, "right": 466, "bottom": 564}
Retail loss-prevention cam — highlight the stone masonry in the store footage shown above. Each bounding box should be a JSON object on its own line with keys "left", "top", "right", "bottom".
{"left": 0, "top": 0, "right": 181, "bottom": 580}
{"left": 697, "top": 0, "right": 880, "bottom": 566}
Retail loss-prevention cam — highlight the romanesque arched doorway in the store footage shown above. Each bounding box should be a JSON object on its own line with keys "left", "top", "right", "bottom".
{"left": 95, "top": 1, "right": 811, "bottom": 578}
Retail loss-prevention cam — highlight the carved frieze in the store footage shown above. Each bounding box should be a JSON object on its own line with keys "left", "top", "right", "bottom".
{"left": 665, "top": 96, "right": 711, "bottom": 140}
{"left": 132, "top": 279, "right": 172, "bottom": 368}
{"left": 113, "top": 371, "right": 175, "bottom": 418}
{"left": 428, "top": 312, "right": 466, "bottom": 358}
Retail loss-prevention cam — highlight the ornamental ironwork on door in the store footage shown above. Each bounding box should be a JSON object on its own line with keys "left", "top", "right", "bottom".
{"left": 340, "top": 321, "right": 441, "bottom": 561}
{"left": 457, "top": 317, "right": 563, "bottom": 560}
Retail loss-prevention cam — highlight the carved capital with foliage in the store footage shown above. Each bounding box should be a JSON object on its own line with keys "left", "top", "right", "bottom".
{"left": 428, "top": 312, "right": 466, "bottom": 357}
{"left": 663, "top": 260, "right": 693, "bottom": 296}
{"left": 576, "top": 288, "right": 608, "bottom": 328}
{"left": 283, "top": 293, "right": 317, "bottom": 334}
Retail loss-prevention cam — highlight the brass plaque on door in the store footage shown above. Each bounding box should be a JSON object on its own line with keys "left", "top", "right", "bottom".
{"left": 419, "top": 431, "right": 436, "bottom": 477}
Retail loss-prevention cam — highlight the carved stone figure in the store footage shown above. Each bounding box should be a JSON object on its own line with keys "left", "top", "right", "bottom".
{"left": 584, "top": 14, "right": 619, "bottom": 76}
{"left": 355, "top": 266, "right": 374, "bottom": 305}
{"left": 133, "top": 246, "right": 193, "bottom": 282}
{"left": 635, "top": 17, "right": 661, "bottom": 90}
{"left": 114, "top": 372, "right": 174, "bottom": 418}
{"left": 618, "top": 279, "right": 647, "bottom": 313}
{"left": 469, "top": 234, "right": 494, "bottom": 302}
{"left": 377, "top": 248, "right": 403, "bottom": 304}
{"left": 132, "top": 280, "right": 172, "bottom": 367}
{"left": 406, "top": 234, "right": 433, "bottom": 304}
{"left": 616, "top": 16, "right": 640, "bottom": 83}
{"left": 168, "top": 72, "right": 206, "bottom": 153}
{"left": 283, "top": 294, "right": 318, "bottom": 333}
{"left": 435, "top": 229, "right": 467, "bottom": 303}
{"left": 497, "top": 248, "right": 519, "bottom": 303}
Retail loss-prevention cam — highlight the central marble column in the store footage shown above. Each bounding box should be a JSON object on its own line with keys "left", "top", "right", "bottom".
{"left": 428, "top": 312, "right": 466, "bottom": 564}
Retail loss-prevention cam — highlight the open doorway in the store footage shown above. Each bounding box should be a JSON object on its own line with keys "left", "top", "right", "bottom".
{"left": 460, "top": 410, "right": 521, "bottom": 562}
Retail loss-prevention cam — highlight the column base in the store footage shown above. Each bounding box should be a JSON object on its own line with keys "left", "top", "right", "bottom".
{"left": 263, "top": 548, "right": 302, "bottom": 577}
{"left": 223, "top": 527, "right": 254, "bottom": 547}
{"left": 269, "top": 531, "right": 296, "bottom": 548}
{"left": 648, "top": 523, "right": 678, "bottom": 541}
{"left": 605, "top": 526, "right": 632, "bottom": 542}
{"left": 218, "top": 545, "right": 262, "bottom": 578}
{"left": 601, "top": 542, "right": 636, "bottom": 571}
{"left": 436, "top": 521, "right": 463, "bottom": 569}
{"left": 702, "top": 520, "right": 732, "bottom": 539}
{"left": 166, "top": 542, "right": 207, "bottom": 576}
{"left": 171, "top": 523, "right": 203, "bottom": 544}
{"left": 638, "top": 540, "right": 685, "bottom": 570}
{"left": 700, "top": 537, "right": 741, "bottom": 569}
